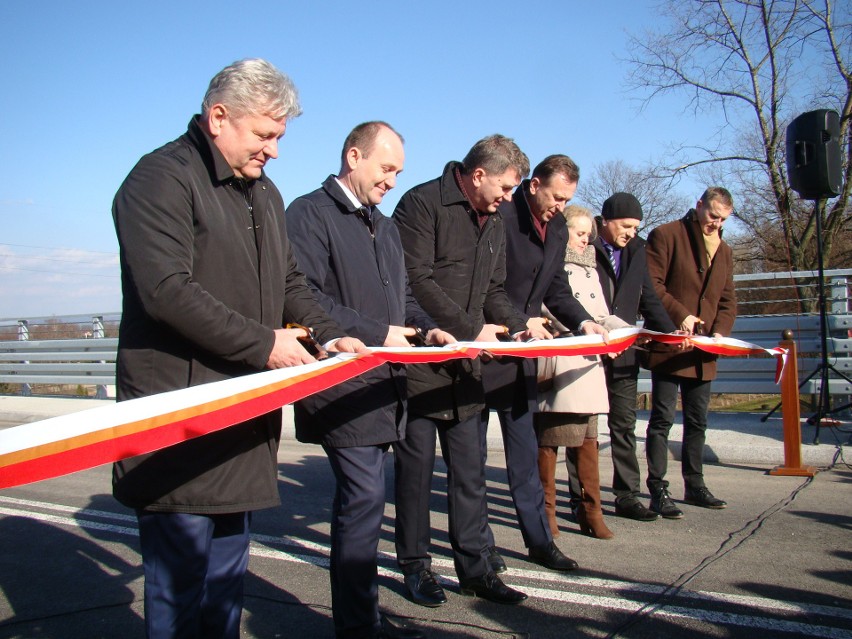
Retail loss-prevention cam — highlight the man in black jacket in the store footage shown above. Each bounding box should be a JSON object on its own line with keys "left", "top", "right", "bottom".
{"left": 112, "top": 59, "right": 365, "bottom": 638}
{"left": 392, "top": 135, "right": 552, "bottom": 607}
{"left": 481, "top": 154, "right": 607, "bottom": 567}
{"left": 576, "top": 192, "right": 677, "bottom": 522}
{"left": 287, "top": 122, "right": 452, "bottom": 639}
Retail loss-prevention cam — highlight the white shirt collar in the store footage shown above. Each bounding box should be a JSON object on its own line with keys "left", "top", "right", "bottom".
{"left": 333, "top": 176, "right": 365, "bottom": 211}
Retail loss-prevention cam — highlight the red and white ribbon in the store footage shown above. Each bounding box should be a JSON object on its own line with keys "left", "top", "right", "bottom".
{"left": 0, "top": 328, "right": 786, "bottom": 489}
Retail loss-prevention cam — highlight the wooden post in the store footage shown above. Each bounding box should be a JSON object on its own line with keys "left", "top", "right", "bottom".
{"left": 770, "top": 330, "right": 817, "bottom": 477}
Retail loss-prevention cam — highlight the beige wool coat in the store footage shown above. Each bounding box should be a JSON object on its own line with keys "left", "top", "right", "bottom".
{"left": 537, "top": 245, "right": 629, "bottom": 445}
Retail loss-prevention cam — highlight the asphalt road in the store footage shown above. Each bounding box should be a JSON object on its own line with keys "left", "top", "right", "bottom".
{"left": 1, "top": 436, "right": 850, "bottom": 639}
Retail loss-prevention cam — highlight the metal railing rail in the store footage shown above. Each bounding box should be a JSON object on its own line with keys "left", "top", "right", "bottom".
{"left": 0, "top": 271, "right": 849, "bottom": 400}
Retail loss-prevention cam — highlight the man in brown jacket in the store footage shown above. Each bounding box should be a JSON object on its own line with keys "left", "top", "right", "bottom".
{"left": 643, "top": 187, "right": 737, "bottom": 519}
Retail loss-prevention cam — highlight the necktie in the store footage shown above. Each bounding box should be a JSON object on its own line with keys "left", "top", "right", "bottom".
{"left": 606, "top": 245, "right": 618, "bottom": 278}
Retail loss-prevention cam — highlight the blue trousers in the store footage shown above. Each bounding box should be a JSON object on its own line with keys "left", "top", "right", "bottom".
{"left": 323, "top": 443, "right": 388, "bottom": 639}
{"left": 480, "top": 407, "right": 551, "bottom": 549}
{"left": 136, "top": 510, "right": 251, "bottom": 639}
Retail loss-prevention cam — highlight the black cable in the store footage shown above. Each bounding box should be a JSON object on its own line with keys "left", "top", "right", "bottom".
{"left": 604, "top": 475, "right": 817, "bottom": 639}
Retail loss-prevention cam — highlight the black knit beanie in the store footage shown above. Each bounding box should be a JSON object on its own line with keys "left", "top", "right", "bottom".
{"left": 601, "top": 192, "right": 643, "bottom": 221}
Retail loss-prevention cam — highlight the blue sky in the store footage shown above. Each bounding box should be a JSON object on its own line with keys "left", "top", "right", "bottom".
{"left": 0, "top": 1, "right": 710, "bottom": 319}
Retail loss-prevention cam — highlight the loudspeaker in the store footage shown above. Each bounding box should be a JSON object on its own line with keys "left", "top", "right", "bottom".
{"left": 786, "top": 109, "right": 842, "bottom": 200}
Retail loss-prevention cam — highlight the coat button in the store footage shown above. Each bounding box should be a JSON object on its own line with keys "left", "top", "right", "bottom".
{"left": 590, "top": 293, "right": 596, "bottom": 298}
{"left": 383, "top": 279, "right": 389, "bottom": 286}
{"left": 575, "top": 292, "right": 580, "bottom": 298}
{"left": 586, "top": 272, "right": 592, "bottom": 278}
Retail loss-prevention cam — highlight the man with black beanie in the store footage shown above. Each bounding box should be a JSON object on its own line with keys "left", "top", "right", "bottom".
{"left": 566, "top": 192, "right": 676, "bottom": 522}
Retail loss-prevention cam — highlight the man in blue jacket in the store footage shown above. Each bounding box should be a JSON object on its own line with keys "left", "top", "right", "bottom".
{"left": 287, "top": 122, "right": 453, "bottom": 639}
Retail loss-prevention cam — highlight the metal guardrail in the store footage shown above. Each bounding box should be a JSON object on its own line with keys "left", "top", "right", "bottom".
{"left": 0, "top": 270, "right": 849, "bottom": 400}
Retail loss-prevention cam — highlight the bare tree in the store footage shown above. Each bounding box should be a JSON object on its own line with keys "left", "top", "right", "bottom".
{"left": 625, "top": 0, "right": 852, "bottom": 288}
{"left": 577, "top": 159, "right": 691, "bottom": 231}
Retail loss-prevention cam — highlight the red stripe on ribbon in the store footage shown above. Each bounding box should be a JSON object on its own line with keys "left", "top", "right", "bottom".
{"left": 0, "top": 331, "right": 786, "bottom": 489}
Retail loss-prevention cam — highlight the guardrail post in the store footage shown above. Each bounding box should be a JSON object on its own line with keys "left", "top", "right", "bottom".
{"left": 770, "top": 330, "right": 817, "bottom": 477}
{"left": 92, "top": 315, "right": 108, "bottom": 399}
{"left": 830, "top": 276, "right": 847, "bottom": 314}
{"left": 92, "top": 316, "right": 105, "bottom": 339}
{"left": 17, "top": 320, "right": 31, "bottom": 397}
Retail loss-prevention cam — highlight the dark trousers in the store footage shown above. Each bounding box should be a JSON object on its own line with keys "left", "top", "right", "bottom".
{"left": 480, "top": 407, "right": 551, "bottom": 549}
{"left": 394, "top": 413, "right": 489, "bottom": 581}
{"left": 607, "top": 374, "right": 643, "bottom": 502}
{"left": 645, "top": 372, "right": 712, "bottom": 493}
{"left": 136, "top": 510, "right": 251, "bottom": 639}
{"left": 323, "top": 443, "right": 389, "bottom": 639}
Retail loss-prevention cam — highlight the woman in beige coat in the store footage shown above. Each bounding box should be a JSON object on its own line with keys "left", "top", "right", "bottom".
{"left": 536, "top": 205, "right": 630, "bottom": 539}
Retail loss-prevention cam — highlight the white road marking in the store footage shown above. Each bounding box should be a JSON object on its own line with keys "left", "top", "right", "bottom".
{"left": 2, "top": 495, "right": 850, "bottom": 638}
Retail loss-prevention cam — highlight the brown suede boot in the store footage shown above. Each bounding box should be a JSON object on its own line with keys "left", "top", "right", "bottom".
{"left": 537, "top": 446, "right": 560, "bottom": 537}
{"left": 574, "top": 438, "right": 614, "bottom": 539}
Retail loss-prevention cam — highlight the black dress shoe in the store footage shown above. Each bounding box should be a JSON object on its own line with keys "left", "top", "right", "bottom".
{"left": 376, "top": 615, "right": 426, "bottom": 639}
{"left": 528, "top": 541, "right": 579, "bottom": 571}
{"left": 615, "top": 498, "right": 660, "bottom": 522}
{"left": 403, "top": 570, "right": 447, "bottom": 608}
{"left": 459, "top": 571, "right": 527, "bottom": 604}
{"left": 649, "top": 488, "right": 684, "bottom": 519}
{"left": 684, "top": 486, "right": 727, "bottom": 509}
{"left": 487, "top": 546, "right": 507, "bottom": 574}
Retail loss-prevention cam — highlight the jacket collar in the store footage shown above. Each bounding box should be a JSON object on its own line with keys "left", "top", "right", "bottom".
{"left": 438, "top": 161, "right": 470, "bottom": 208}
{"left": 321, "top": 174, "right": 366, "bottom": 214}
{"left": 186, "top": 115, "right": 269, "bottom": 188}
{"left": 682, "top": 209, "right": 712, "bottom": 272}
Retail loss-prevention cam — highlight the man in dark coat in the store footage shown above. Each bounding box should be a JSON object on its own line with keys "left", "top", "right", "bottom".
{"left": 643, "top": 187, "right": 737, "bottom": 519}
{"left": 576, "top": 192, "right": 677, "bottom": 522}
{"left": 287, "top": 122, "right": 452, "bottom": 639}
{"left": 481, "top": 155, "right": 607, "bottom": 567}
{"left": 392, "top": 135, "right": 551, "bottom": 607}
{"left": 112, "top": 59, "right": 365, "bottom": 639}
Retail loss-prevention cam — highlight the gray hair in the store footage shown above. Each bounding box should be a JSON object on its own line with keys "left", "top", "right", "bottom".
{"left": 562, "top": 204, "right": 598, "bottom": 241}
{"left": 461, "top": 134, "right": 530, "bottom": 179}
{"left": 201, "top": 58, "right": 302, "bottom": 120}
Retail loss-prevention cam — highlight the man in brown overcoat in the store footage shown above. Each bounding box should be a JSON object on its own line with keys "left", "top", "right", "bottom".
{"left": 642, "top": 187, "right": 737, "bottom": 519}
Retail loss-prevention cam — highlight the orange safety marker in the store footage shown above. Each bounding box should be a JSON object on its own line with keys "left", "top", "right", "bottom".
{"left": 770, "top": 330, "right": 817, "bottom": 477}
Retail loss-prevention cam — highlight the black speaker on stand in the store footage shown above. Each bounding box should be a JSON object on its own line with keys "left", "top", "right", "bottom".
{"left": 781, "top": 109, "right": 848, "bottom": 443}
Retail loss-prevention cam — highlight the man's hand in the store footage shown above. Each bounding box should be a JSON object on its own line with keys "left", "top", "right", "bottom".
{"left": 266, "top": 327, "right": 321, "bottom": 368}
{"left": 328, "top": 336, "right": 369, "bottom": 354}
{"left": 426, "top": 328, "right": 457, "bottom": 345}
{"left": 523, "top": 317, "right": 554, "bottom": 341}
{"left": 670, "top": 329, "right": 694, "bottom": 351}
{"left": 476, "top": 323, "right": 510, "bottom": 342}
{"left": 680, "top": 315, "right": 704, "bottom": 335}
{"left": 385, "top": 325, "right": 416, "bottom": 347}
{"left": 581, "top": 321, "right": 610, "bottom": 343}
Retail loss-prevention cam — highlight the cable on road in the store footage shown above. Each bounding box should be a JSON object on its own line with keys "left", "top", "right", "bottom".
{"left": 603, "top": 473, "right": 818, "bottom": 639}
